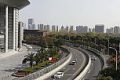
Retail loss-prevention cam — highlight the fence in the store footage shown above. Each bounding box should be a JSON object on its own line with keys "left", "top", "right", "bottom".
{"left": 12, "top": 52, "right": 71, "bottom": 80}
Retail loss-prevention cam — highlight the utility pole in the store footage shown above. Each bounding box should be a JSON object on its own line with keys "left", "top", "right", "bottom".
{"left": 119, "top": 43, "right": 120, "bottom": 54}
{"left": 108, "top": 39, "right": 109, "bottom": 55}
{"left": 109, "top": 47, "right": 118, "bottom": 71}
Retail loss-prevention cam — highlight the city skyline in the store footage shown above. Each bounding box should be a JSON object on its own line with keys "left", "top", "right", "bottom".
{"left": 20, "top": 0, "right": 120, "bottom": 28}
{"left": 26, "top": 19, "right": 120, "bottom": 33}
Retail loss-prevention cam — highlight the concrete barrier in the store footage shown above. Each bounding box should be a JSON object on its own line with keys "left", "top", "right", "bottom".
{"left": 35, "top": 53, "right": 72, "bottom": 80}
{"left": 84, "top": 47, "right": 105, "bottom": 69}
{"left": 74, "top": 49, "right": 91, "bottom": 80}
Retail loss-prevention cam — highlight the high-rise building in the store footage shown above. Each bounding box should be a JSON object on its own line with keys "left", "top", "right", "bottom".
{"left": 65, "top": 26, "right": 69, "bottom": 33}
{"left": 60, "top": 26, "right": 64, "bottom": 32}
{"left": 0, "top": 0, "right": 30, "bottom": 52}
{"left": 52, "top": 25, "right": 56, "bottom": 32}
{"left": 38, "top": 24, "right": 44, "bottom": 30}
{"left": 76, "top": 26, "right": 88, "bottom": 33}
{"left": 89, "top": 28, "right": 92, "bottom": 32}
{"left": 114, "top": 26, "right": 120, "bottom": 34}
{"left": 56, "top": 26, "right": 59, "bottom": 32}
{"left": 92, "top": 28, "right": 95, "bottom": 32}
{"left": 44, "top": 25, "right": 50, "bottom": 31}
{"left": 28, "top": 18, "right": 35, "bottom": 30}
{"left": 28, "top": 18, "right": 34, "bottom": 24}
{"left": 95, "top": 24, "right": 104, "bottom": 33}
{"left": 69, "top": 26, "right": 74, "bottom": 33}
{"left": 83, "top": 26, "right": 88, "bottom": 33}
{"left": 106, "top": 27, "right": 114, "bottom": 34}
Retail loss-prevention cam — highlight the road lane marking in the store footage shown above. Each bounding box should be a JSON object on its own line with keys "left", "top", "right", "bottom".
{"left": 73, "top": 68, "right": 75, "bottom": 70}
{"left": 88, "top": 69, "right": 91, "bottom": 73}
{"left": 65, "top": 74, "right": 73, "bottom": 75}
{"left": 73, "top": 50, "right": 86, "bottom": 77}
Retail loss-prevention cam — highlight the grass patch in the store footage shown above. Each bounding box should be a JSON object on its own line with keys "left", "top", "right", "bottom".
{"left": 22, "top": 53, "right": 61, "bottom": 73}
{"left": 23, "top": 60, "right": 50, "bottom": 73}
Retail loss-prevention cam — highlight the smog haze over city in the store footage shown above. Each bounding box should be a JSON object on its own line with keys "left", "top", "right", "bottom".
{"left": 21, "top": 0, "right": 120, "bottom": 28}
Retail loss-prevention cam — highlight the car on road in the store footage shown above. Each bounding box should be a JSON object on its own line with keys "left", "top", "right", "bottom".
{"left": 53, "top": 71, "right": 64, "bottom": 79}
{"left": 69, "top": 60, "right": 77, "bottom": 65}
{"left": 91, "top": 56, "right": 96, "bottom": 61}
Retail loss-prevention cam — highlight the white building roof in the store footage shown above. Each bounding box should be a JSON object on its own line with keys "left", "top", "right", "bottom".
{"left": 0, "top": 35, "right": 4, "bottom": 38}
{"left": 0, "top": 0, "right": 30, "bottom": 9}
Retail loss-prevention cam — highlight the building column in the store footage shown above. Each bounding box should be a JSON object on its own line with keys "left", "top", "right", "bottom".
{"left": 5, "top": 6, "right": 8, "bottom": 52}
{"left": 15, "top": 9, "right": 19, "bottom": 51}
{"left": 13, "top": 8, "right": 16, "bottom": 50}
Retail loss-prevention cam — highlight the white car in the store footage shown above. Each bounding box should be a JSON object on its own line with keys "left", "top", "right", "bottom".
{"left": 54, "top": 71, "right": 64, "bottom": 79}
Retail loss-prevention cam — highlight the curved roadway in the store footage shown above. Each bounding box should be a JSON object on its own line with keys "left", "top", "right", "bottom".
{"left": 47, "top": 47, "right": 86, "bottom": 80}
{"left": 82, "top": 50, "right": 102, "bottom": 80}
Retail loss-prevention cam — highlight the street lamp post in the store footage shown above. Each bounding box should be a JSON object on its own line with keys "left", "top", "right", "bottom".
{"left": 109, "top": 47, "right": 117, "bottom": 71}
{"left": 108, "top": 39, "right": 109, "bottom": 55}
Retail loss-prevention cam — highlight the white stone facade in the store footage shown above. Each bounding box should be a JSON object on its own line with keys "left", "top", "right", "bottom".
{"left": 0, "top": 0, "right": 30, "bottom": 52}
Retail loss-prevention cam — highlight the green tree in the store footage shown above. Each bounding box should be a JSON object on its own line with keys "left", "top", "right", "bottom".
{"left": 97, "top": 76, "right": 113, "bottom": 80}
{"left": 22, "top": 53, "right": 35, "bottom": 67}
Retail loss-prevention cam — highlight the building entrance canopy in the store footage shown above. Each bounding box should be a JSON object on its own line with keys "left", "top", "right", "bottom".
{"left": 0, "top": 0, "right": 30, "bottom": 9}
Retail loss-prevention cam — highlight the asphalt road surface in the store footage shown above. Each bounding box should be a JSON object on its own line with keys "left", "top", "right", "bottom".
{"left": 83, "top": 50, "right": 102, "bottom": 80}
{"left": 47, "top": 47, "right": 86, "bottom": 80}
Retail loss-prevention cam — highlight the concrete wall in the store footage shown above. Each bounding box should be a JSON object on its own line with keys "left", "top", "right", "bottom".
{"left": 0, "top": 4, "right": 19, "bottom": 52}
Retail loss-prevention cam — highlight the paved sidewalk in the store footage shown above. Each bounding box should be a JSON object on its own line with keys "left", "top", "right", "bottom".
{"left": 0, "top": 46, "right": 28, "bottom": 79}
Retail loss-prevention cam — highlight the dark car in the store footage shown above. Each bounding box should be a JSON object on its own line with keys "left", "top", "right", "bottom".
{"left": 69, "top": 60, "right": 77, "bottom": 65}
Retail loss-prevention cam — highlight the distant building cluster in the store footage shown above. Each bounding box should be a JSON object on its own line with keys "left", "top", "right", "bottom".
{"left": 28, "top": 18, "right": 36, "bottom": 30}
{"left": 76, "top": 26, "right": 88, "bottom": 33}
{"left": 106, "top": 26, "right": 120, "bottom": 34}
{"left": 27, "top": 18, "right": 120, "bottom": 34}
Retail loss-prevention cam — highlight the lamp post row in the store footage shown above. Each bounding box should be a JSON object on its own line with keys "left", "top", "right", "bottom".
{"left": 108, "top": 39, "right": 120, "bottom": 71}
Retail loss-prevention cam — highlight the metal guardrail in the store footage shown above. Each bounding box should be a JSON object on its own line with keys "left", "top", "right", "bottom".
{"left": 12, "top": 52, "right": 71, "bottom": 80}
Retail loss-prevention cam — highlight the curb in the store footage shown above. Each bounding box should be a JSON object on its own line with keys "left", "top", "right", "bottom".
{"left": 35, "top": 53, "right": 72, "bottom": 80}
{"left": 74, "top": 49, "right": 91, "bottom": 80}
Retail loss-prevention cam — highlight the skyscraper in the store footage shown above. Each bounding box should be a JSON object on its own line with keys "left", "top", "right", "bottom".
{"left": 114, "top": 26, "right": 120, "bottom": 34}
{"left": 56, "top": 26, "right": 59, "bottom": 32}
{"left": 28, "top": 18, "right": 35, "bottom": 30}
{"left": 0, "top": 0, "right": 30, "bottom": 52}
{"left": 95, "top": 24, "right": 104, "bottom": 33}
{"left": 38, "top": 24, "right": 44, "bottom": 30}
{"left": 44, "top": 25, "right": 50, "bottom": 31}
{"left": 83, "top": 26, "right": 88, "bottom": 33}
{"left": 106, "top": 27, "right": 114, "bottom": 34}
{"left": 69, "top": 26, "right": 74, "bottom": 33}
{"left": 60, "top": 26, "right": 65, "bottom": 32}
{"left": 65, "top": 26, "right": 69, "bottom": 33}
{"left": 52, "top": 25, "right": 56, "bottom": 32}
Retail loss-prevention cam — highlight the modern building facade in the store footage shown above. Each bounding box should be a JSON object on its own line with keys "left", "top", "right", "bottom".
{"left": 28, "top": 18, "right": 36, "bottom": 30}
{"left": 76, "top": 25, "right": 88, "bottom": 33}
{"left": 52, "top": 25, "right": 56, "bottom": 32}
{"left": 0, "top": 0, "right": 30, "bottom": 52}
{"left": 95, "top": 24, "right": 104, "bottom": 33}
{"left": 24, "top": 30, "right": 48, "bottom": 37}
{"left": 106, "top": 27, "right": 114, "bottom": 34}
{"left": 38, "top": 24, "right": 44, "bottom": 30}
{"left": 44, "top": 25, "right": 50, "bottom": 31}
{"left": 114, "top": 26, "right": 120, "bottom": 34}
{"left": 69, "top": 26, "right": 74, "bottom": 33}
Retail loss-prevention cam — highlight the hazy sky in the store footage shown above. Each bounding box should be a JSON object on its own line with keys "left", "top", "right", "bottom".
{"left": 20, "top": 0, "right": 120, "bottom": 28}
